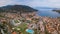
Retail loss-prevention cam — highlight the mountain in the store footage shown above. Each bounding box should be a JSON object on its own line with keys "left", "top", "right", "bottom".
{"left": 0, "top": 5, "right": 38, "bottom": 13}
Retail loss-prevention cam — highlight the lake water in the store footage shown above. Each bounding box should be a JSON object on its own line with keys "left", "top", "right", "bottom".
{"left": 37, "top": 9, "right": 60, "bottom": 18}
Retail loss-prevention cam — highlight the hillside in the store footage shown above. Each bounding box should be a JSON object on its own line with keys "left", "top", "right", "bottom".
{"left": 0, "top": 5, "right": 38, "bottom": 13}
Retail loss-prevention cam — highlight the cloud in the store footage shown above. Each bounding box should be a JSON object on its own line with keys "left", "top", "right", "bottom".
{"left": 0, "top": 0, "right": 60, "bottom": 8}
{"left": 25, "top": 0, "right": 60, "bottom": 8}
{"left": 0, "top": 0, "right": 14, "bottom": 6}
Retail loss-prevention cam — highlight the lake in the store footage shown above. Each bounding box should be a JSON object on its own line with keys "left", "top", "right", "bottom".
{"left": 37, "top": 9, "right": 60, "bottom": 18}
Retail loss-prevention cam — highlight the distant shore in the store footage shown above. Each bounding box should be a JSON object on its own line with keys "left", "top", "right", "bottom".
{"left": 53, "top": 9, "right": 60, "bottom": 13}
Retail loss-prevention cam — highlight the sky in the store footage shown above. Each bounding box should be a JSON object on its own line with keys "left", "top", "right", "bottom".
{"left": 0, "top": 0, "right": 60, "bottom": 8}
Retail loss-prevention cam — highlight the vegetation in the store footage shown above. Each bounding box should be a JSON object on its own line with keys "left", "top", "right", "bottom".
{"left": 12, "top": 23, "right": 28, "bottom": 34}
{"left": 0, "top": 5, "right": 38, "bottom": 13}
{"left": 14, "top": 20, "right": 19, "bottom": 23}
{"left": 0, "top": 15, "right": 5, "bottom": 17}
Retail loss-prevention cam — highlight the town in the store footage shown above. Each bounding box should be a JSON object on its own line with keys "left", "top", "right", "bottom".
{"left": 0, "top": 11, "right": 60, "bottom": 34}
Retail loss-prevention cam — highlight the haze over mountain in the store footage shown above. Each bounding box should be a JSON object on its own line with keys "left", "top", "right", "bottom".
{"left": 35, "top": 7, "right": 59, "bottom": 9}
